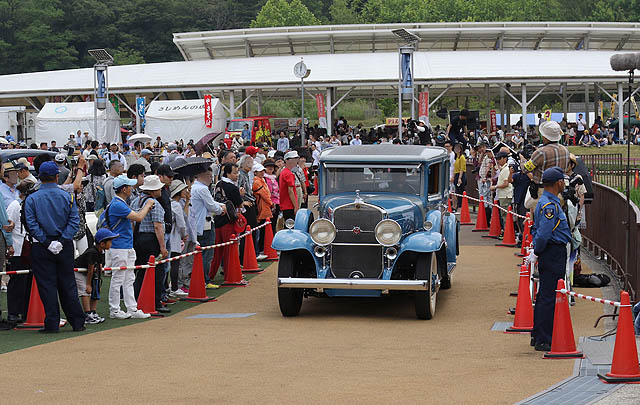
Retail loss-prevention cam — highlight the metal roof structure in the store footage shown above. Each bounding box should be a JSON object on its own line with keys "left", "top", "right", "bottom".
{"left": 0, "top": 22, "right": 638, "bottom": 137}
{"left": 173, "top": 22, "right": 640, "bottom": 60}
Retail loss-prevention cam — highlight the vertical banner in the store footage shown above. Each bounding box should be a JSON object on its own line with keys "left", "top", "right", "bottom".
{"left": 418, "top": 91, "right": 429, "bottom": 123}
{"left": 136, "top": 96, "right": 146, "bottom": 131}
{"left": 489, "top": 110, "right": 497, "bottom": 133}
{"left": 315, "top": 94, "right": 327, "bottom": 128}
{"left": 204, "top": 95, "right": 213, "bottom": 128}
{"left": 632, "top": 96, "right": 640, "bottom": 119}
{"left": 401, "top": 52, "right": 413, "bottom": 99}
{"left": 544, "top": 109, "right": 552, "bottom": 121}
{"left": 611, "top": 94, "right": 617, "bottom": 117}
{"left": 109, "top": 95, "right": 120, "bottom": 114}
{"left": 96, "top": 68, "right": 107, "bottom": 110}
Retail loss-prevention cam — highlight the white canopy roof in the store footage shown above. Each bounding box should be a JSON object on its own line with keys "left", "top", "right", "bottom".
{"left": 0, "top": 50, "right": 630, "bottom": 100}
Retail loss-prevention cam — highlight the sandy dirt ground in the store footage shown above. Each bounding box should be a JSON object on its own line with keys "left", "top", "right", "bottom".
{"left": 0, "top": 227, "right": 607, "bottom": 404}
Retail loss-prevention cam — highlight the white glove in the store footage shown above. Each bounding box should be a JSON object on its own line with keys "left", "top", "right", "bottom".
{"left": 525, "top": 250, "right": 537, "bottom": 265}
{"left": 48, "top": 241, "right": 63, "bottom": 255}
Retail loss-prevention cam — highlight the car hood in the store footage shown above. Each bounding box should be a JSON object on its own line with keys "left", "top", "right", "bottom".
{"left": 320, "top": 193, "right": 425, "bottom": 232}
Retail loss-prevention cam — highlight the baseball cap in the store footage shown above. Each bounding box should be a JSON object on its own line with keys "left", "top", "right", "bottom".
{"left": 113, "top": 174, "right": 137, "bottom": 190}
{"left": 542, "top": 166, "right": 565, "bottom": 184}
{"left": 55, "top": 153, "right": 66, "bottom": 163}
{"left": 245, "top": 146, "right": 258, "bottom": 156}
{"left": 284, "top": 150, "right": 299, "bottom": 160}
{"left": 39, "top": 161, "right": 59, "bottom": 176}
{"left": 141, "top": 148, "right": 153, "bottom": 156}
{"left": 2, "top": 162, "right": 16, "bottom": 173}
{"left": 95, "top": 228, "right": 119, "bottom": 244}
{"left": 253, "top": 163, "right": 265, "bottom": 172}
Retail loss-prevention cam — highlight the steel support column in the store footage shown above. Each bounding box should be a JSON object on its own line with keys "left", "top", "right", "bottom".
{"left": 521, "top": 84, "right": 527, "bottom": 134}
{"left": 485, "top": 84, "right": 490, "bottom": 132}
{"left": 618, "top": 82, "right": 624, "bottom": 144}
{"left": 229, "top": 91, "right": 235, "bottom": 120}
{"left": 326, "top": 87, "right": 333, "bottom": 136}
{"left": 585, "top": 83, "right": 590, "bottom": 127}
{"left": 562, "top": 83, "right": 568, "bottom": 121}
{"left": 500, "top": 87, "right": 505, "bottom": 131}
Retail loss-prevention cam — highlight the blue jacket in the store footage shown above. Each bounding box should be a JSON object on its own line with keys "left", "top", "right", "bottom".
{"left": 0, "top": 194, "right": 11, "bottom": 246}
{"left": 531, "top": 190, "right": 571, "bottom": 255}
{"left": 24, "top": 183, "right": 79, "bottom": 246}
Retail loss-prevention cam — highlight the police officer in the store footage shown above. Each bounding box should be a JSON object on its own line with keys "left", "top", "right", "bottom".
{"left": 24, "top": 161, "right": 86, "bottom": 332}
{"left": 528, "top": 166, "right": 572, "bottom": 351}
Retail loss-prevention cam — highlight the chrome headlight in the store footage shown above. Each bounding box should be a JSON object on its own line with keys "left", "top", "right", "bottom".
{"left": 375, "top": 219, "right": 402, "bottom": 247}
{"left": 309, "top": 219, "right": 336, "bottom": 246}
{"left": 424, "top": 220, "right": 433, "bottom": 231}
{"left": 285, "top": 218, "right": 295, "bottom": 229}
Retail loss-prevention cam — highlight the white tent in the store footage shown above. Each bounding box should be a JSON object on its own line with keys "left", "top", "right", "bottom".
{"left": 35, "top": 102, "right": 120, "bottom": 146}
{"left": 144, "top": 99, "right": 226, "bottom": 144}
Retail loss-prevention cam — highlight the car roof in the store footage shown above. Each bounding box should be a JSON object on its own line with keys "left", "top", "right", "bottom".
{"left": 319, "top": 144, "right": 448, "bottom": 163}
{"left": 0, "top": 149, "right": 57, "bottom": 163}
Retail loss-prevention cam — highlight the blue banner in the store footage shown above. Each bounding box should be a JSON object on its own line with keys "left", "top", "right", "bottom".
{"left": 96, "top": 69, "right": 107, "bottom": 109}
{"left": 401, "top": 52, "right": 412, "bottom": 95}
{"left": 136, "top": 97, "right": 146, "bottom": 130}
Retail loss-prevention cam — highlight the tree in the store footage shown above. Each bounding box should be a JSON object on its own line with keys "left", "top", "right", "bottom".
{"left": 251, "top": 0, "right": 320, "bottom": 28}
{"left": 112, "top": 48, "right": 145, "bottom": 65}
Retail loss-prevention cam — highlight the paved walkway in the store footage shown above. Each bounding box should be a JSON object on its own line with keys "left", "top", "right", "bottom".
{"left": 0, "top": 225, "right": 618, "bottom": 403}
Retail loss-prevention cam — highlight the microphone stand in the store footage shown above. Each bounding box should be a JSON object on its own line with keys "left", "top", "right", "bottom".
{"left": 625, "top": 69, "right": 634, "bottom": 285}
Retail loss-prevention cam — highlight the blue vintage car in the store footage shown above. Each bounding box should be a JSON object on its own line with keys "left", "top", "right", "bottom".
{"left": 272, "top": 144, "right": 459, "bottom": 319}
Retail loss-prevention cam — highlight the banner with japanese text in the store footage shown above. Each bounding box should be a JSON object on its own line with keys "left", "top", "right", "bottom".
{"left": 489, "top": 110, "right": 497, "bottom": 133}
{"left": 204, "top": 95, "right": 212, "bottom": 128}
{"left": 418, "top": 92, "right": 429, "bottom": 123}
{"left": 315, "top": 94, "right": 327, "bottom": 128}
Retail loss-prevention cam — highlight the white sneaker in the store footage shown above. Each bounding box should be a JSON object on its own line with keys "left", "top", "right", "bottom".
{"left": 256, "top": 254, "right": 268, "bottom": 261}
{"left": 110, "top": 310, "right": 132, "bottom": 320}
{"left": 170, "top": 289, "right": 188, "bottom": 297}
{"left": 128, "top": 310, "right": 151, "bottom": 319}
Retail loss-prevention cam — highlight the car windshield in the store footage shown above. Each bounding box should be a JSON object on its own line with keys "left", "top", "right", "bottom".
{"left": 324, "top": 164, "right": 422, "bottom": 196}
{"left": 228, "top": 120, "right": 251, "bottom": 131}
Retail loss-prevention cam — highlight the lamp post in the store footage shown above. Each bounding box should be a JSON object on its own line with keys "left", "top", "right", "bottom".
{"left": 625, "top": 69, "right": 634, "bottom": 277}
{"left": 88, "top": 49, "right": 114, "bottom": 142}
{"left": 392, "top": 29, "right": 420, "bottom": 140}
{"left": 294, "top": 58, "right": 311, "bottom": 145}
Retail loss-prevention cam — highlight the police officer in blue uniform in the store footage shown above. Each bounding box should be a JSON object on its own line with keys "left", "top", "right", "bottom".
{"left": 529, "top": 166, "right": 572, "bottom": 351}
{"left": 24, "top": 161, "right": 86, "bottom": 332}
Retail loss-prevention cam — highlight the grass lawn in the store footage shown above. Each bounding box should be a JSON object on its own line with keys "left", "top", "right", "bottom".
{"left": 568, "top": 144, "right": 640, "bottom": 159}
{"left": 0, "top": 260, "right": 273, "bottom": 354}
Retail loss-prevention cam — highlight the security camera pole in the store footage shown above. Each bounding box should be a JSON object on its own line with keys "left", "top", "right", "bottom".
{"left": 392, "top": 29, "right": 420, "bottom": 140}
{"left": 294, "top": 58, "right": 311, "bottom": 145}
{"left": 88, "top": 49, "right": 114, "bottom": 142}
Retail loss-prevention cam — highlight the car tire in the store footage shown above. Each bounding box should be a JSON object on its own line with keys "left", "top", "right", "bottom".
{"left": 414, "top": 252, "right": 437, "bottom": 320}
{"left": 438, "top": 247, "right": 452, "bottom": 290}
{"left": 277, "top": 251, "right": 303, "bottom": 317}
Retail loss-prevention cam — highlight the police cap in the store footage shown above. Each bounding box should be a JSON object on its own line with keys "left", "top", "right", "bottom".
{"left": 39, "top": 161, "right": 59, "bottom": 177}
{"left": 542, "top": 166, "right": 564, "bottom": 184}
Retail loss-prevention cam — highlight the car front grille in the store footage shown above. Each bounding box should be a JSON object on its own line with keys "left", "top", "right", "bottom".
{"left": 331, "top": 203, "right": 384, "bottom": 279}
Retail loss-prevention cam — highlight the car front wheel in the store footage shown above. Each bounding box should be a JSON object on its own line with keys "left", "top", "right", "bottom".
{"left": 277, "top": 251, "right": 303, "bottom": 317}
{"left": 414, "top": 252, "right": 438, "bottom": 320}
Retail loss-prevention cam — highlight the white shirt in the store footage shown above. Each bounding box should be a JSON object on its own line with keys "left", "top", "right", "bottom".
{"left": 7, "top": 199, "right": 24, "bottom": 256}
{"left": 350, "top": 138, "right": 362, "bottom": 145}
{"left": 312, "top": 149, "right": 320, "bottom": 166}
{"left": 577, "top": 118, "right": 586, "bottom": 131}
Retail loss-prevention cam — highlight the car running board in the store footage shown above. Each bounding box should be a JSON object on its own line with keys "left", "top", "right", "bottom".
{"left": 278, "top": 278, "right": 429, "bottom": 290}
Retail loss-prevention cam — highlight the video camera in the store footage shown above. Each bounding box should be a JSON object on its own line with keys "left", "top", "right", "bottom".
{"left": 406, "top": 119, "right": 432, "bottom": 145}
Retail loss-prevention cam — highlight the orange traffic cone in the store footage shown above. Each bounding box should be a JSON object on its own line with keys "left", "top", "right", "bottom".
{"left": 222, "top": 235, "right": 248, "bottom": 287}
{"left": 496, "top": 206, "right": 517, "bottom": 247}
{"left": 516, "top": 214, "right": 532, "bottom": 257}
{"left": 505, "top": 265, "right": 534, "bottom": 333}
{"left": 312, "top": 176, "right": 318, "bottom": 195}
{"left": 137, "top": 256, "right": 162, "bottom": 317}
{"left": 598, "top": 291, "right": 640, "bottom": 382}
{"left": 242, "top": 227, "right": 262, "bottom": 273}
{"left": 472, "top": 196, "right": 489, "bottom": 232}
{"left": 17, "top": 275, "right": 67, "bottom": 329}
{"left": 543, "top": 279, "right": 583, "bottom": 359}
{"left": 263, "top": 223, "right": 278, "bottom": 261}
{"left": 635, "top": 170, "right": 639, "bottom": 189}
{"left": 482, "top": 200, "right": 502, "bottom": 238}
{"left": 182, "top": 246, "right": 216, "bottom": 302}
{"left": 447, "top": 196, "right": 452, "bottom": 213}
{"left": 459, "top": 192, "right": 472, "bottom": 225}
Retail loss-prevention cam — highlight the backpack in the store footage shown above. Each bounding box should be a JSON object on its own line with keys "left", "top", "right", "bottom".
{"left": 97, "top": 201, "right": 124, "bottom": 232}
{"left": 93, "top": 179, "right": 106, "bottom": 213}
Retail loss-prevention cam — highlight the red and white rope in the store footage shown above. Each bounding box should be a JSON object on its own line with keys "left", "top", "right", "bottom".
{"left": 0, "top": 268, "right": 88, "bottom": 276}
{"left": 557, "top": 289, "right": 629, "bottom": 308}
{"left": 449, "top": 192, "right": 528, "bottom": 220}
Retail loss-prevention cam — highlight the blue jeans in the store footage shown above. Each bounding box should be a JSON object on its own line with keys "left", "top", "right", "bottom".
{"left": 198, "top": 229, "right": 215, "bottom": 284}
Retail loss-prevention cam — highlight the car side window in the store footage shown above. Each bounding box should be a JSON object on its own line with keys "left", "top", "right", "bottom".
{"left": 428, "top": 163, "right": 441, "bottom": 197}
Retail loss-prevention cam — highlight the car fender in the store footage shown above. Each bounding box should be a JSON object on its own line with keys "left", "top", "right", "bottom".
{"left": 271, "top": 229, "right": 314, "bottom": 254}
{"left": 294, "top": 209, "right": 314, "bottom": 232}
{"left": 443, "top": 212, "right": 458, "bottom": 263}
{"left": 425, "top": 209, "right": 442, "bottom": 232}
{"left": 397, "top": 231, "right": 444, "bottom": 257}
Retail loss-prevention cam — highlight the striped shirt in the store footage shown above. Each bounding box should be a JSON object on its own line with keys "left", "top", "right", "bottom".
{"left": 524, "top": 143, "right": 570, "bottom": 184}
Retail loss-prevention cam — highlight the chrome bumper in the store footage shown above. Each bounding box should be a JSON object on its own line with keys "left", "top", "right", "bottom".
{"left": 277, "top": 278, "right": 428, "bottom": 290}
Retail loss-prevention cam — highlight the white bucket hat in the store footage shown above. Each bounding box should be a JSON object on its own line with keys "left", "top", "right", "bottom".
{"left": 140, "top": 175, "right": 164, "bottom": 191}
{"left": 539, "top": 121, "right": 563, "bottom": 142}
{"left": 284, "top": 150, "right": 299, "bottom": 160}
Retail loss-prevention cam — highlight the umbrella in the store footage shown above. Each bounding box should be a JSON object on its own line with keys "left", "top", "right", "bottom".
{"left": 128, "top": 133, "right": 152, "bottom": 143}
{"left": 608, "top": 117, "right": 640, "bottom": 127}
{"left": 195, "top": 132, "right": 223, "bottom": 155}
{"left": 170, "top": 156, "right": 214, "bottom": 178}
